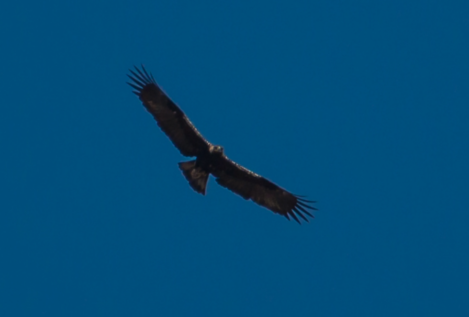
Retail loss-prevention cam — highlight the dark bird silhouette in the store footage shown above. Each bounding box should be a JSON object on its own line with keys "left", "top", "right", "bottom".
{"left": 127, "top": 66, "right": 316, "bottom": 223}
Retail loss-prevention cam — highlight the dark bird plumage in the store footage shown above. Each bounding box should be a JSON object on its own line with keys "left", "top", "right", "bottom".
{"left": 128, "top": 65, "right": 316, "bottom": 223}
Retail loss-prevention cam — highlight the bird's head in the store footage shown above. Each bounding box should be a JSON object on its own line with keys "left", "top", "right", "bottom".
{"left": 210, "top": 145, "right": 224, "bottom": 155}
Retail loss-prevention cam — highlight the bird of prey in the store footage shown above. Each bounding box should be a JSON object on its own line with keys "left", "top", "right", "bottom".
{"left": 127, "top": 66, "right": 316, "bottom": 223}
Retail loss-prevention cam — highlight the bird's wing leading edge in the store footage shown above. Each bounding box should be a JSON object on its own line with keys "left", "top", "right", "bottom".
{"left": 127, "top": 65, "right": 211, "bottom": 157}
{"left": 212, "top": 156, "right": 316, "bottom": 223}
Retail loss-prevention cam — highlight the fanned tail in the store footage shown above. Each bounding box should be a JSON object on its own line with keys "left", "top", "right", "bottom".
{"left": 178, "top": 160, "right": 209, "bottom": 195}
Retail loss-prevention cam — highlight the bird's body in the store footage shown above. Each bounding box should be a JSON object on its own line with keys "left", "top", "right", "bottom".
{"left": 128, "top": 66, "right": 316, "bottom": 223}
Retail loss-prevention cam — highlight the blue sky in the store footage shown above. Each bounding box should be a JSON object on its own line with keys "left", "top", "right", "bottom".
{"left": 1, "top": 0, "right": 468, "bottom": 316}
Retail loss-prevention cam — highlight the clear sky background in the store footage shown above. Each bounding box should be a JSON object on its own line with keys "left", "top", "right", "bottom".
{"left": 1, "top": 1, "right": 468, "bottom": 316}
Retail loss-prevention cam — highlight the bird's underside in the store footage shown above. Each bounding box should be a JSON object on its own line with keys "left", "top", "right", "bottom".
{"left": 128, "top": 65, "right": 317, "bottom": 223}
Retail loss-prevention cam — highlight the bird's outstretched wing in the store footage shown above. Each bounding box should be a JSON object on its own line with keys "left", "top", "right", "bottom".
{"left": 128, "top": 66, "right": 211, "bottom": 157}
{"left": 212, "top": 156, "right": 316, "bottom": 223}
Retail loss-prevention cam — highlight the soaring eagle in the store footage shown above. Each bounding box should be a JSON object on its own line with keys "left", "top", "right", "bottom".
{"left": 128, "top": 66, "right": 316, "bottom": 223}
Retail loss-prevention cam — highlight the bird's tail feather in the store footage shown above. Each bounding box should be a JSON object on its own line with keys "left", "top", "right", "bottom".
{"left": 178, "top": 160, "right": 209, "bottom": 195}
